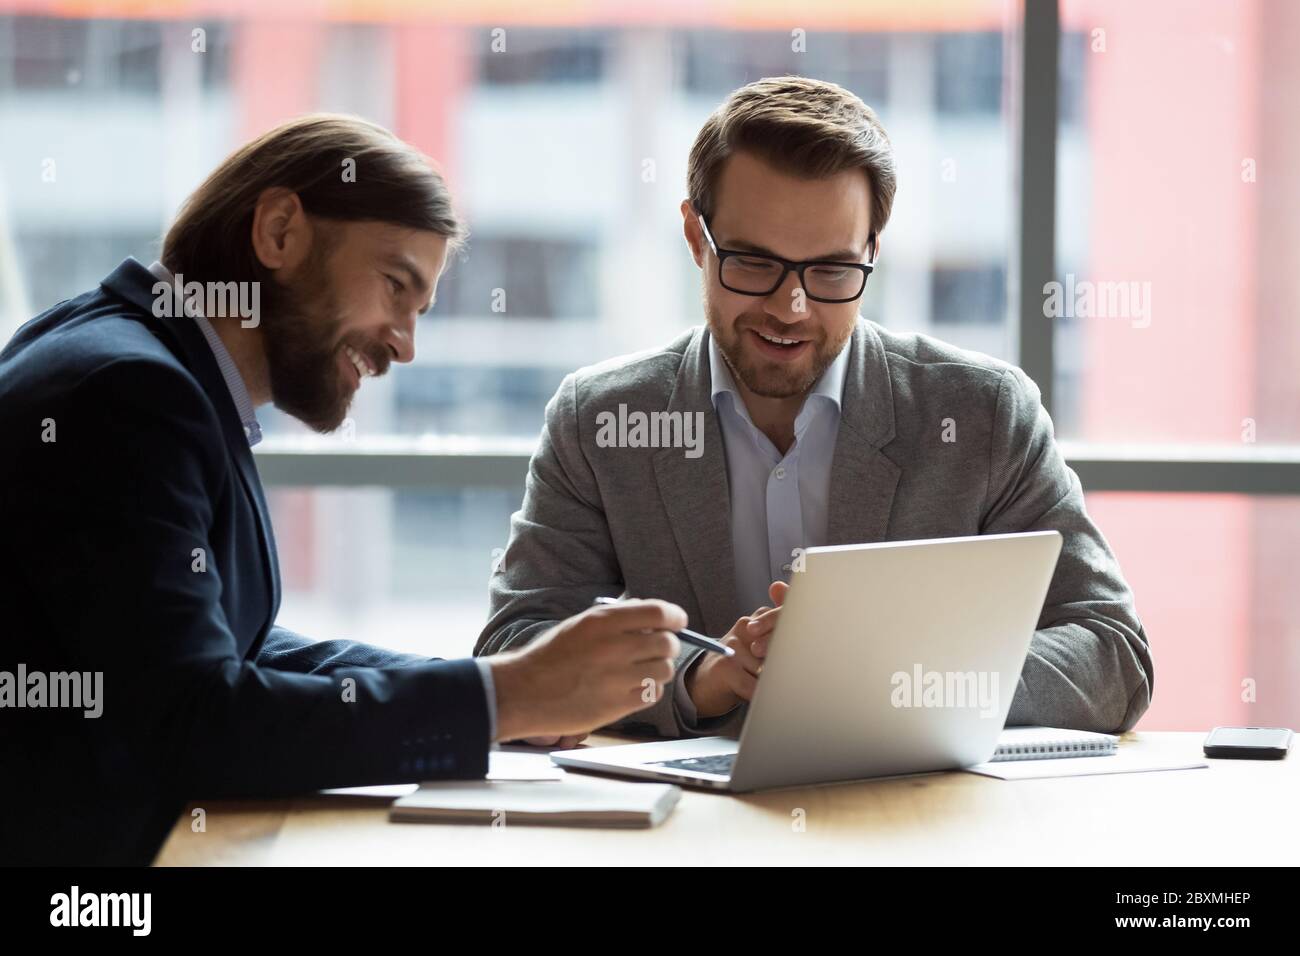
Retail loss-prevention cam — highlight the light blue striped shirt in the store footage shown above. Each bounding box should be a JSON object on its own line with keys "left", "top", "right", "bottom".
{"left": 710, "top": 332, "right": 849, "bottom": 613}
{"left": 674, "top": 333, "right": 849, "bottom": 727}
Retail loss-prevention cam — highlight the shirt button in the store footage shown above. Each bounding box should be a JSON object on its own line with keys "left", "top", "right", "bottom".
{"left": 774, "top": 466, "right": 786, "bottom": 480}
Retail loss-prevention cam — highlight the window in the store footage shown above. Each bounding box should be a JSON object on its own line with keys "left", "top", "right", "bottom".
{"left": 935, "top": 31, "right": 1002, "bottom": 115}
{"left": 5, "top": 17, "right": 162, "bottom": 93}
{"left": 15, "top": 230, "right": 159, "bottom": 314}
{"left": 6, "top": 17, "right": 88, "bottom": 89}
{"left": 8, "top": 2, "right": 1289, "bottom": 730}
{"left": 476, "top": 28, "right": 608, "bottom": 86}
{"left": 679, "top": 29, "right": 889, "bottom": 103}
{"left": 931, "top": 264, "right": 1007, "bottom": 326}
{"left": 1084, "top": 492, "right": 1299, "bottom": 731}
{"left": 270, "top": 487, "right": 520, "bottom": 660}
{"left": 434, "top": 235, "right": 600, "bottom": 320}
{"left": 1054, "top": 0, "right": 1300, "bottom": 446}
{"left": 392, "top": 365, "right": 571, "bottom": 438}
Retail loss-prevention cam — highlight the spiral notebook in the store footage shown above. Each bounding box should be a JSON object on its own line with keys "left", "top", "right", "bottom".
{"left": 967, "top": 726, "right": 1209, "bottom": 780}
{"left": 990, "top": 726, "right": 1118, "bottom": 762}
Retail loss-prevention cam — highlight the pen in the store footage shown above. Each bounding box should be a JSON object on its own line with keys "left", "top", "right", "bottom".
{"left": 592, "top": 596, "right": 735, "bottom": 657}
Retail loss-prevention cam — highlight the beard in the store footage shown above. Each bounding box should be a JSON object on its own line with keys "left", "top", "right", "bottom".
{"left": 259, "top": 245, "right": 385, "bottom": 434}
{"left": 705, "top": 298, "right": 852, "bottom": 400}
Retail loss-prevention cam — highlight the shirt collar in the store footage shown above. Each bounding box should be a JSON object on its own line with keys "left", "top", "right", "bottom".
{"left": 147, "top": 261, "right": 262, "bottom": 447}
{"left": 708, "top": 327, "right": 851, "bottom": 431}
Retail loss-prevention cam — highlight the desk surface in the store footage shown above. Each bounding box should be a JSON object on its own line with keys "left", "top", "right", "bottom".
{"left": 156, "top": 732, "right": 1296, "bottom": 866}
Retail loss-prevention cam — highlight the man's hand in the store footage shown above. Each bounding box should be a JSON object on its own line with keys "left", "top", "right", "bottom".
{"left": 684, "top": 581, "right": 789, "bottom": 719}
{"left": 487, "top": 599, "right": 686, "bottom": 742}
{"left": 517, "top": 733, "right": 588, "bottom": 748}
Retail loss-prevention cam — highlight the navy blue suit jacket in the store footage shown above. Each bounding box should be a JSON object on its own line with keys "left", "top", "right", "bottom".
{"left": 0, "top": 259, "right": 490, "bottom": 865}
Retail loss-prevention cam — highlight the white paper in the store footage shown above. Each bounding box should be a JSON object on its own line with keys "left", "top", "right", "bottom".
{"left": 485, "top": 750, "right": 566, "bottom": 782}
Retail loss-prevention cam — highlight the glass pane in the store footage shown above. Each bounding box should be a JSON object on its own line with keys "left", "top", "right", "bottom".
{"left": 272, "top": 485, "right": 1300, "bottom": 734}
{"left": 1085, "top": 491, "right": 1300, "bottom": 731}
{"left": 0, "top": 4, "right": 1016, "bottom": 442}
{"left": 1055, "top": 0, "right": 1300, "bottom": 445}
{"left": 269, "top": 486, "right": 520, "bottom": 661}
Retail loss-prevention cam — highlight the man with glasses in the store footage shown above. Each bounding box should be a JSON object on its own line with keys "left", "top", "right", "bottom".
{"left": 477, "top": 76, "right": 1153, "bottom": 739}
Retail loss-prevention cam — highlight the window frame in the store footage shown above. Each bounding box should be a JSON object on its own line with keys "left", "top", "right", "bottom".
{"left": 254, "top": 0, "right": 1300, "bottom": 498}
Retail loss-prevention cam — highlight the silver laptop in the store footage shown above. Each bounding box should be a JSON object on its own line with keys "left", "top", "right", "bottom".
{"left": 551, "top": 530, "right": 1063, "bottom": 791}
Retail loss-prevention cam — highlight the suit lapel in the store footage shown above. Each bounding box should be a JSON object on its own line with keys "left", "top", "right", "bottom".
{"left": 826, "top": 319, "right": 901, "bottom": 545}
{"left": 651, "top": 328, "right": 740, "bottom": 636}
{"left": 101, "top": 258, "right": 282, "bottom": 628}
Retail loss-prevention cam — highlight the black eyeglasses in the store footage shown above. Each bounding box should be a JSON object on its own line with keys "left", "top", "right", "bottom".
{"left": 695, "top": 210, "right": 876, "bottom": 304}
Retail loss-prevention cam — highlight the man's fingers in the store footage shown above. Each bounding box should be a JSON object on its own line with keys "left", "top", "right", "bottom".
{"left": 589, "top": 598, "right": 687, "bottom": 634}
{"left": 725, "top": 637, "right": 763, "bottom": 677}
{"left": 730, "top": 669, "right": 758, "bottom": 701}
{"left": 745, "top": 609, "right": 780, "bottom": 654}
{"left": 520, "top": 734, "right": 587, "bottom": 749}
{"left": 629, "top": 657, "right": 675, "bottom": 685}
{"left": 769, "top": 580, "right": 790, "bottom": 607}
{"left": 623, "top": 629, "right": 680, "bottom": 664}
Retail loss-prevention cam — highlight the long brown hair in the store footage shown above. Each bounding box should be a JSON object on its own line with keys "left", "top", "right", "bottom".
{"left": 161, "top": 113, "right": 465, "bottom": 288}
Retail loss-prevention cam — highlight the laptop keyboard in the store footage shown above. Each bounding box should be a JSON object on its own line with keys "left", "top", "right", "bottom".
{"left": 649, "top": 753, "right": 736, "bottom": 776}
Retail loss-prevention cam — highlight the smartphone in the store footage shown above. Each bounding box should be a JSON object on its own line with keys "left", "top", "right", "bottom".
{"left": 1203, "top": 726, "right": 1292, "bottom": 759}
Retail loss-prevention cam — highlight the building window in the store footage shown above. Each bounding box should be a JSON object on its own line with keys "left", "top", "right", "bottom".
{"left": 930, "top": 264, "right": 1006, "bottom": 326}
{"left": 476, "top": 28, "right": 608, "bottom": 86}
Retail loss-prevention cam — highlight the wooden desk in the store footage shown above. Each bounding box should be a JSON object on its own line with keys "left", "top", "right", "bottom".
{"left": 156, "top": 732, "right": 1296, "bottom": 865}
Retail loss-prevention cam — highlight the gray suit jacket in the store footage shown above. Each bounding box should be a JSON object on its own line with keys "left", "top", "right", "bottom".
{"left": 476, "top": 319, "right": 1154, "bottom": 738}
